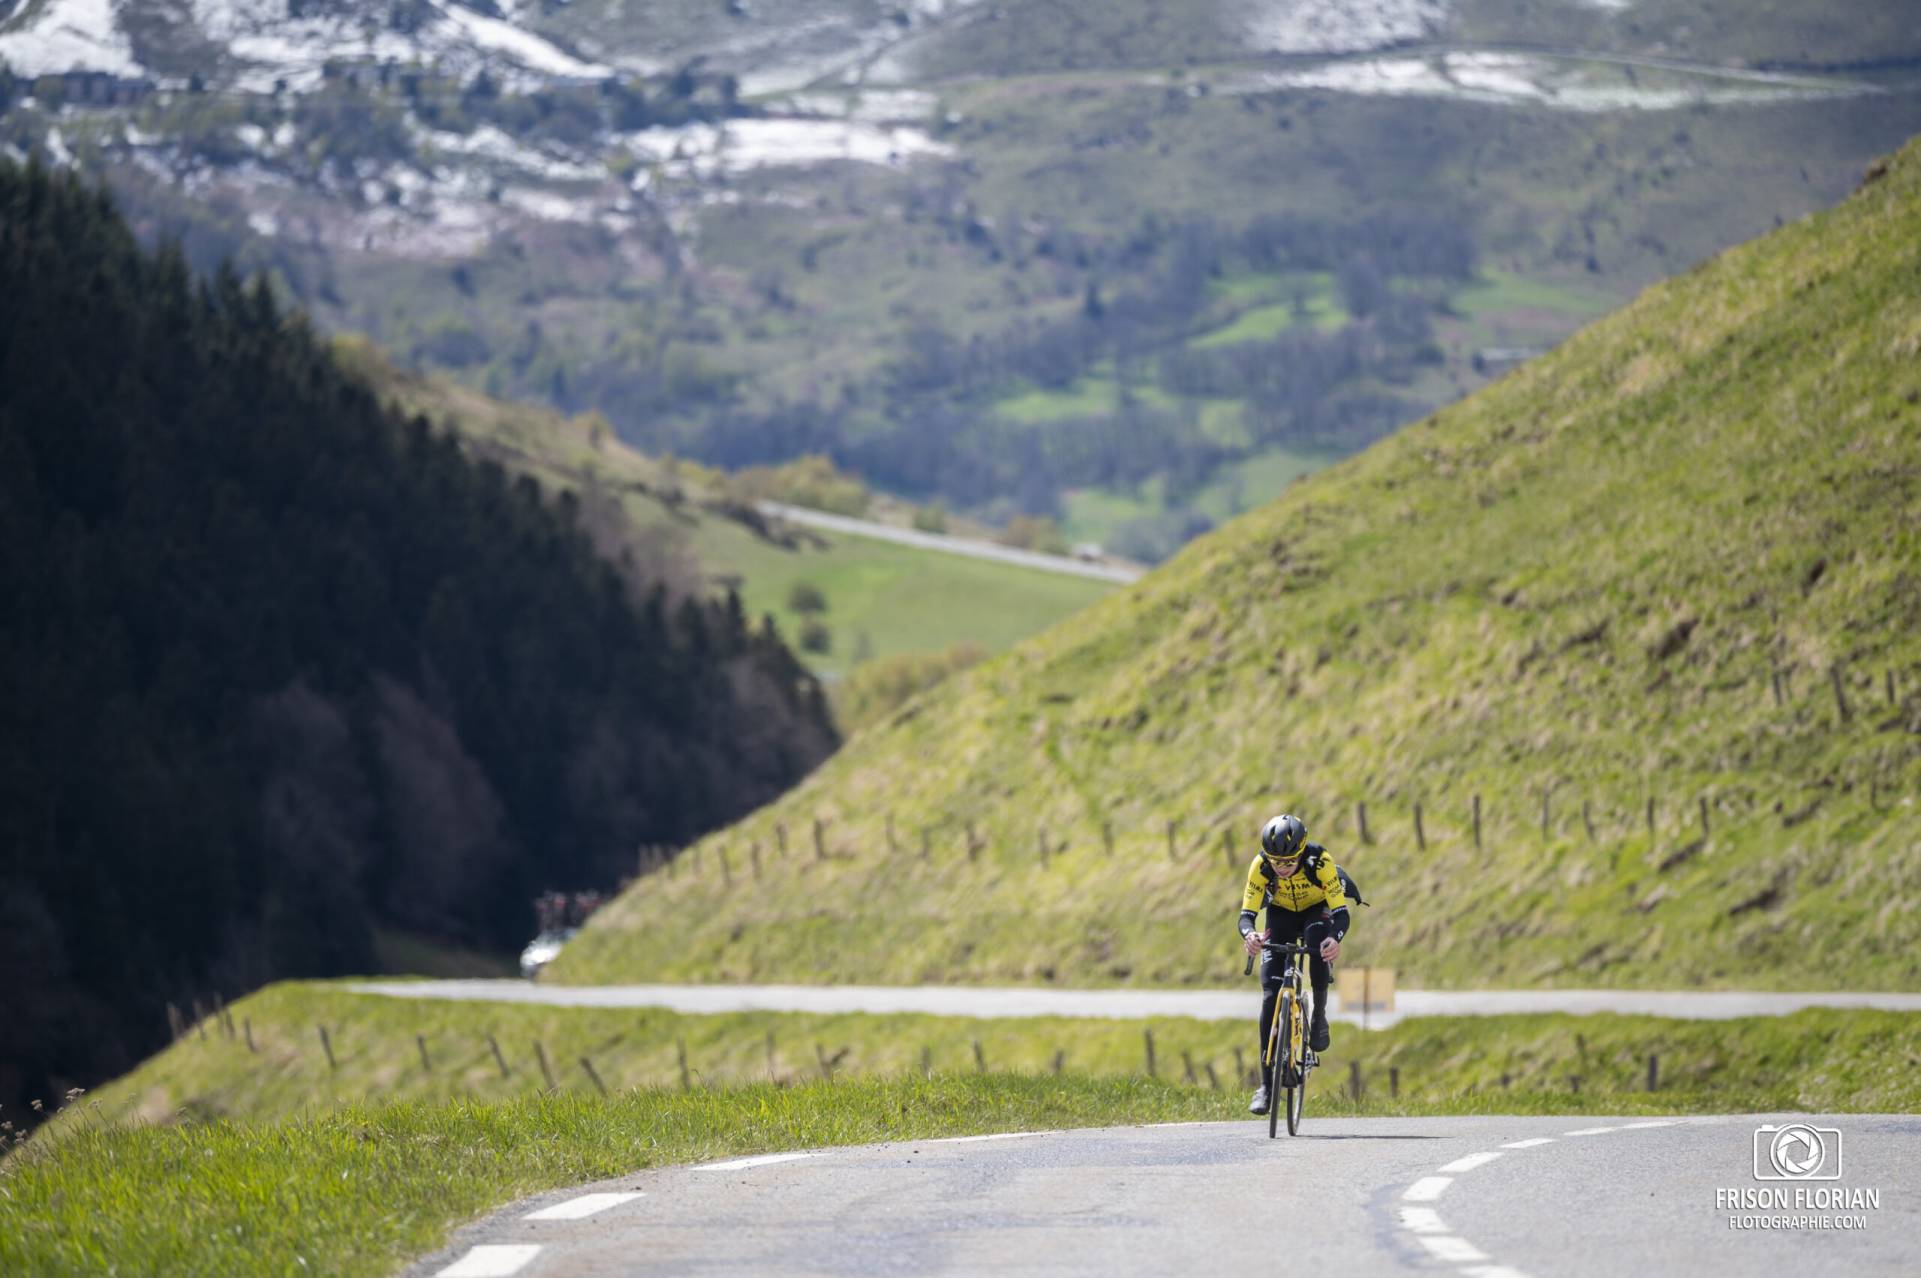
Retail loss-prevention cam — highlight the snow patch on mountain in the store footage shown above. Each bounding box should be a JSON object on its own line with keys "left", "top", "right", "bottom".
{"left": 1241, "top": 0, "right": 1448, "bottom": 54}
{"left": 0, "top": 0, "right": 140, "bottom": 77}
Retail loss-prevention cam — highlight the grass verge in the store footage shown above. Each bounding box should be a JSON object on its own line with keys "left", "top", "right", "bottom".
{"left": 10, "top": 985, "right": 1918, "bottom": 1276}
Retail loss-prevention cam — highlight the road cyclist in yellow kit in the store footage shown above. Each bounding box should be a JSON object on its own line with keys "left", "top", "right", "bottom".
{"left": 1238, "top": 813, "right": 1358, "bottom": 1116}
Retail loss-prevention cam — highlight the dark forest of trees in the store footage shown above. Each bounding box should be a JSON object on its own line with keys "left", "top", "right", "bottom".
{"left": 0, "top": 159, "right": 837, "bottom": 1118}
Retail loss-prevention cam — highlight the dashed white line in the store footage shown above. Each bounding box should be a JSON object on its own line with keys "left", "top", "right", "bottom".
{"left": 1417, "top": 1234, "right": 1490, "bottom": 1262}
{"left": 1620, "top": 1120, "right": 1678, "bottom": 1130}
{"left": 523, "top": 1192, "right": 643, "bottom": 1221}
{"left": 692, "top": 1152, "right": 818, "bottom": 1172}
{"left": 1398, "top": 1206, "right": 1449, "bottom": 1233}
{"left": 1564, "top": 1126, "right": 1620, "bottom": 1136}
{"left": 1438, "top": 1151, "right": 1505, "bottom": 1173}
{"left": 438, "top": 1244, "right": 541, "bottom": 1277}
{"left": 923, "top": 1130, "right": 1059, "bottom": 1145}
{"left": 1501, "top": 1137, "right": 1556, "bottom": 1149}
{"left": 1402, "top": 1176, "right": 1454, "bottom": 1201}
{"left": 1460, "top": 1267, "right": 1531, "bottom": 1278}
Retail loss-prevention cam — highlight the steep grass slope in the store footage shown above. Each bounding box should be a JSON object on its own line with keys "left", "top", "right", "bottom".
{"left": 555, "top": 141, "right": 1921, "bottom": 993}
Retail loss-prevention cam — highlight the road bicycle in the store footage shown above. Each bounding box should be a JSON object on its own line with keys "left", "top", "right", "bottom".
{"left": 1245, "top": 939, "right": 1317, "bottom": 1137}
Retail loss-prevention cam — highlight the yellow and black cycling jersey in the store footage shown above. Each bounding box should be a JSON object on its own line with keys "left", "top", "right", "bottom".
{"left": 1241, "top": 852, "right": 1348, "bottom": 915}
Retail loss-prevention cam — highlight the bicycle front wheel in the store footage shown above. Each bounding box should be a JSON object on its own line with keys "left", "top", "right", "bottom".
{"left": 1269, "top": 993, "right": 1293, "bottom": 1140}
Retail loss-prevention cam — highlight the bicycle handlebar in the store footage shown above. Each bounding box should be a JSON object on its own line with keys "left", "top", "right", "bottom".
{"left": 1243, "top": 939, "right": 1312, "bottom": 975}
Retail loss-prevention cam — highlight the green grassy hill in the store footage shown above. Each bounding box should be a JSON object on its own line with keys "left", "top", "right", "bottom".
{"left": 553, "top": 139, "right": 1921, "bottom": 993}
{"left": 332, "top": 337, "right": 1116, "bottom": 680}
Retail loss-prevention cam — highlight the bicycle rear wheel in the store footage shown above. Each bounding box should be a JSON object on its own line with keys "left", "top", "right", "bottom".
{"left": 1285, "top": 985, "right": 1306, "bottom": 1136}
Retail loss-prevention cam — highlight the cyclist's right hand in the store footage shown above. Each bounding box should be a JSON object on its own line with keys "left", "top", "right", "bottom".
{"left": 1243, "top": 929, "right": 1268, "bottom": 958}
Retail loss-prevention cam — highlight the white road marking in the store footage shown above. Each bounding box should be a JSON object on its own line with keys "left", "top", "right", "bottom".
{"left": 1461, "top": 1267, "right": 1532, "bottom": 1278}
{"left": 1438, "top": 1151, "right": 1504, "bottom": 1173}
{"left": 1620, "top": 1120, "right": 1678, "bottom": 1129}
{"left": 1398, "top": 1206, "right": 1449, "bottom": 1233}
{"left": 1416, "top": 1234, "right": 1488, "bottom": 1262}
{"left": 1501, "top": 1137, "right": 1556, "bottom": 1149}
{"left": 524, "top": 1192, "right": 643, "bottom": 1221}
{"left": 693, "top": 1152, "right": 818, "bottom": 1172}
{"left": 923, "top": 1130, "right": 1059, "bottom": 1144}
{"left": 1402, "top": 1176, "right": 1453, "bottom": 1201}
{"left": 438, "top": 1245, "right": 541, "bottom": 1277}
{"left": 1564, "top": 1126, "right": 1620, "bottom": 1136}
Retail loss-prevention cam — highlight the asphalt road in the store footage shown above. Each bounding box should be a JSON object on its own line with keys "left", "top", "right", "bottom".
{"left": 345, "top": 980, "right": 1921, "bottom": 1030}
{"left": 754, "top": 502, "right": 1145, "bottom": 583}
{"left": 407, "top": 1113, "right": 1918, "bottom": 1277}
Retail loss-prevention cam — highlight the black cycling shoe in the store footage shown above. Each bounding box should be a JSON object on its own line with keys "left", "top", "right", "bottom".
{"left": 1248, "top": 1084, "right": 1270, "bottom": 1115}
{"left": 1309, "top": 1013, "right": 1331, "bottom": 1053}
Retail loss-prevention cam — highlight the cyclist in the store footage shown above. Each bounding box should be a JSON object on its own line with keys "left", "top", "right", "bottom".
{"left": 1238, "top": 813, "right": 1350, "bottom": 1116}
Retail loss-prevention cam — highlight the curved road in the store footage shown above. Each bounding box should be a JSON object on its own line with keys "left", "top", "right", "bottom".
{"left": 408, "top": 1113, "right": 1918, "bottom": 1276}
{"left": 345, "top": 981, "right": 1921, "bottom": 1030}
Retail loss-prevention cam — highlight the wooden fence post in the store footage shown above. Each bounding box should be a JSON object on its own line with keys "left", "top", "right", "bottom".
{"left": 814, "top": 1043, "right": 834, "bottom": 1081}
{"left": 776, "top": 823, "right": 788, "bottom": 860}
{"left": 416, "top": 1034, "right": 432, "bottom": 1072}
{"left": 244, "top": 1018, "right": 256, "bottom": 1053}
{"left": 677, "top": 1039, "right": 692, "bottom": 1090}
{"left": 1698, "top": 796, "right": 1710, "bottom": 837}
{"left": 1102, "top": 821, "right": 1114, "bottom": 857}
{"left": 535, "top": 1041, "right": 557, "bottom": 1090}
{"left": 1413, "top": 803, "right": 1425, "bottom": 851}
{"left": 1349, "top": 1060, "right": 1363, "bottom": 1101}
{"left": 192, "top": 999, "right": 208, "bottom": 1041}
{"left": 1143, "top": 1029, "right": 1157, "bottom": 1078}
{"left": 920, "top": 1045, "right": 932, "bottom": 1078}
{"left": 1356, "top": 802, "right": 1371, "bottom": 844}
{"left": 1646, "top": 1053, "right": 1659, "bottom": 1092}
{"left": 1038, "top": 828, "right": 1049, "bottom": 868}
{"left": 719, "top": 847, "right": 732, "bottom": 886}
{"left": 1830, "top": 666, "right": 1851, "bottom": 722}
{"left": 316, "top": 1025, "right": 336, "bottom": 1070}
{"left": 486, "top": 1033, "right": 511, "bottom": 1078}
{"left": 166, "top": 1002, "right": 183, "bottom": 1042}
{"left": 1166, "top": 820, "right": 1177, "bottom": 861}
{"left": 1052, "top": 1049, "right": 1066, "bottom": 1076}
{"left": 972, "top": 1040, "right": 986, "bottom": 1073}
{"left": 1582, "top": 799, "right": 1595, "bottom": 842}
{"left": 580, "top": 1056, "right": 608, "bottom": 1096}
{"left": 1389, "top": 1067, "right": 1400, "bottom": 1099}
{"left": 1771, "top": 670, "right": 1785, "bottom": 707}
{"left": 1540, "top": 789, "right": 1551, "bottom": 840}
{"left": 966, "top": 821, "right": 980, "bottom": 862}
{"left": 1887, "top": 668, "right": 1897, "bottom": 705}
{"left": 751, "top": 841, "right": 762, "bottom": 879}
{"left": 1471, "top": 795, "right": 1482, "bottom": 849}
{"left": 1204, "top": 1061, "right": 1221, "bottom": 1091}
{"left": 1181, "top": 1051, "right": 1196, "bottom": 1085}
{"left": 812, "top": 818, "right": 827, "bottom": 862}
{"left": 1645, "top": 795, "right": 1656, "bottom": 838}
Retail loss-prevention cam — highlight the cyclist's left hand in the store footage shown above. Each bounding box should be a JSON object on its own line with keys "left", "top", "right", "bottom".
{"left": 1319, "top": 937, "right": 1340, "bottom": 962}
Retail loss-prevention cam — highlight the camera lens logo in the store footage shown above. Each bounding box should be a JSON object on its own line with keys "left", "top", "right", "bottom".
{"left": 1753, "top": 1123, "right": 1842, "bottom": 1181}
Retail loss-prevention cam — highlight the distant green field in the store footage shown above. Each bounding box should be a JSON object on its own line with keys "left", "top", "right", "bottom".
{"left": 682, "top": 511, "right": 1115, "bottom": 677}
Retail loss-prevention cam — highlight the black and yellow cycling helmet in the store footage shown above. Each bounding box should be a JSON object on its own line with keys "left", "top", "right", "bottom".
{"left": 1260, "top": 813, "right": 1307, "bottom": 861}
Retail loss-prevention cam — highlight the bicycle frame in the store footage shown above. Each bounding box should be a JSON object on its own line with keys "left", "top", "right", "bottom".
{"left": 1250, "top": 939, "right": 1315, "bottom": 1136}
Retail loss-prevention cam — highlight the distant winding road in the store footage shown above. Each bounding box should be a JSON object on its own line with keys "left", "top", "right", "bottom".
{"left": 407, "top": 1114, "right": 1920, "bottom": 1277}
{"left": 345, "top": 981, "right": 1921, "bottom": 1030}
